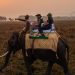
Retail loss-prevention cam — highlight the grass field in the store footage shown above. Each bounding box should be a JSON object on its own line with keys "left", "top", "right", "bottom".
{"left": 0, "top": 20, "right": 75, "bottom": 75}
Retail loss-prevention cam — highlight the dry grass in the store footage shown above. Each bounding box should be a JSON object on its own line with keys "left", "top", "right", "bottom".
{"left": 0, "top": 20, "right": 75, "bottom": 75}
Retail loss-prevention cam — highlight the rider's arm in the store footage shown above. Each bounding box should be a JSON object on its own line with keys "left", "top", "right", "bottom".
{"left": 16, "top": 18, "right": 26, "bottom": 21}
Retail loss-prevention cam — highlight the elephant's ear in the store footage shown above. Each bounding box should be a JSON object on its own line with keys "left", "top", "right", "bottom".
{"left": 7, "top": 32, "right": 19, "bottom": 48}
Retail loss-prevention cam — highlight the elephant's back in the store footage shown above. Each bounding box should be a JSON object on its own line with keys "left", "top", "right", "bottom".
{"left": 25, "top": 32, "right": 60, "bottom": 52}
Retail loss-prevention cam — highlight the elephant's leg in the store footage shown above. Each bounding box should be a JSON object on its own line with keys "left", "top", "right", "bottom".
{"left": 0, "top": 50, "right": 12, "bottom": 72}
{"left": 26, "top": 56, "right": 35, "bottom": 75}
{"left": 22, "top": 48, "right": 34, "bottom": 75}
{"left": 57, "top": 49, "right": 69, "bottom": 75}
{"left": 57, "top": 41, "right": 69, "bottom": 75}
{"left": 56, "top": 57, "right": 69, "bottom": 75}
{"left": 12, "top": 49, "right": 19, "bottom": 57}
{"left": 21, "top": 34, "right": 35, "bottom": 75}
{"left": 45, "top": 61, "right": 54, "bottom": 75}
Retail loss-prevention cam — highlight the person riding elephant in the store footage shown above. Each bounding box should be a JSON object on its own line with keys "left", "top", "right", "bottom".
{"left": 46, "top": 13, "right": 56, "bottom": 31}
{"left": 16, "top": 15, "right": 30, "bottom": 35}
{"left": 35, "top": 14, "right": 45, "bottom": 36}
{"left": 35, "top": 13, "right": 55, "bottom": 33}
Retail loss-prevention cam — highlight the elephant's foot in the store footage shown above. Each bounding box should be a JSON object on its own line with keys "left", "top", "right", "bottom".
{"left": 0, "top": 65, "right": 6, "bottom": 73}
{"left": 65, "top": 71, "right": 72, "bottom": 75}
{"left": 0, "top": 68, "right": 4, "bottom": 73}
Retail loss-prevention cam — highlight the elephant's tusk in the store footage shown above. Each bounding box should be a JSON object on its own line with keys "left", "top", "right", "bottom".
{"left": 0, "top": 51, "right": 8, "bottom": 58}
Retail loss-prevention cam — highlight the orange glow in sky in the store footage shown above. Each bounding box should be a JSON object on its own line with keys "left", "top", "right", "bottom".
{"left": 0, "top": 0, "right": 75, "bottom": 18}
{"left": 0, "top": 0, "right": 12, "bottom": 7}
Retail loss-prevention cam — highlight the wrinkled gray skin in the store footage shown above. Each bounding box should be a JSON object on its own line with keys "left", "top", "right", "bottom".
{"left": 0, "top": 31, "right": 70, "bottom": 75}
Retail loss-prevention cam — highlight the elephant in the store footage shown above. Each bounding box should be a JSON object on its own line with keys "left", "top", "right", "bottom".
{"left": 0, "top": 31, "right": 70, "bottom": 75}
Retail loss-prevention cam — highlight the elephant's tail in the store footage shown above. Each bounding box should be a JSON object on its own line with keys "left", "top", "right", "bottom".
{"left": 0, "top": 51, "right": 8, "bottom": 58}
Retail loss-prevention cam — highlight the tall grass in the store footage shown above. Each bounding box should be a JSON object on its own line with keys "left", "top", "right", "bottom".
{"left": 0, "top": 20, "right": 75, "bottom": 75}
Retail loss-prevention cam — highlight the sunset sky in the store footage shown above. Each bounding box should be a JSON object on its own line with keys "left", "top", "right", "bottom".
{"left": 0, "top": 0, "right": 75, "bottom": 18}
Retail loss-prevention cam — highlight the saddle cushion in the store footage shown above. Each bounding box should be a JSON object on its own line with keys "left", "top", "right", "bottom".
{"left": 25, "top": 32, "right": 60, "bottom": 52}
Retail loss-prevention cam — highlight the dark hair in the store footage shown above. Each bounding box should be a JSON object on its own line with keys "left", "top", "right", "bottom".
{"left": 25, "top": 15, "right": 29, "bottom": 20}
{"left": 35, "top": 14, "right": 42, "bottom": 17}
{"left": 47, "top": 13, "right": 54, "bottom": 24}
{"left": 47, "top": 13, "right": 52, "bottom": 17}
